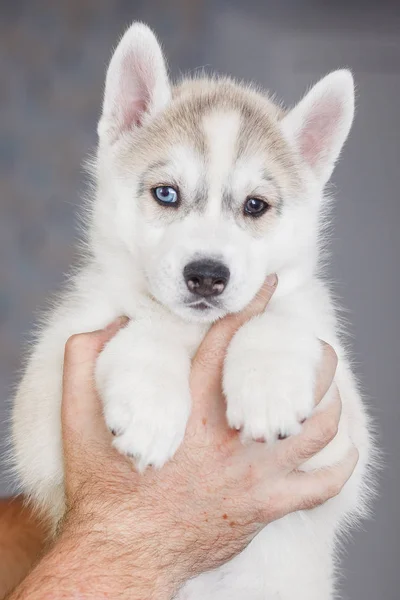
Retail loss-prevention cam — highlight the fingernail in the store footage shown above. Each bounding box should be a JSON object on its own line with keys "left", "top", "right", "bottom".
{"left": 265, "top": 273, "right": 278, "bottom": 288}
{"left": 117, "top": 315, "right": 130, "bottom": 327}
{"left": 104, "top": 316, "right": 129, "bottom": 332}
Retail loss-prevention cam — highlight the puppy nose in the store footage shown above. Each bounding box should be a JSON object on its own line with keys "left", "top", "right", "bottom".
{"left": 184, "top": 259, "right": 230, "bottom": 297}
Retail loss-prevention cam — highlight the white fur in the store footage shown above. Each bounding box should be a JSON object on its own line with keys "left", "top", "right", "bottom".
{"left": 203, "top": 110, "right": 242, "bottom": 218}
{"left": 224, "top": 307, "right": 322, "bottom": 442}
{"left": 11, "top": 23, "right": 373, "bottom": 600}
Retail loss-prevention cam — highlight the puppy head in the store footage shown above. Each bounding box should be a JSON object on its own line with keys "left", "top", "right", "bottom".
{"left": 95, "top": 23, "right": 354, "bottom": 322}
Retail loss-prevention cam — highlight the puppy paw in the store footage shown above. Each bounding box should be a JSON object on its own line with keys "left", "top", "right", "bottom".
{"left": 96, "top": 327, "right": 191, "bottom": 470}
{"left": 224, "top": 318, "right": 322, "bottom": 443}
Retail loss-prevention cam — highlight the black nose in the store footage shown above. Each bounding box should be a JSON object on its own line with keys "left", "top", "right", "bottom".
{"left": 184, "top": 259, "right": 230, "bottom": 297}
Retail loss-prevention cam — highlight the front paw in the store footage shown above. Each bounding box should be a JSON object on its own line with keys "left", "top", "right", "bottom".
{"left": 223, "top": 322, "right": 322, "bottom": 443}
{"left": 96, "top": 330, "right": 191, "bottom": 470}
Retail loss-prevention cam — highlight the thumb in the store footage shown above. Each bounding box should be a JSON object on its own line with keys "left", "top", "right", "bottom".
{"left": 61, "top": 317, "right": 129, "bottom": 448}
{"left": 190, "top": 274, "right": 277, "bottom": 410}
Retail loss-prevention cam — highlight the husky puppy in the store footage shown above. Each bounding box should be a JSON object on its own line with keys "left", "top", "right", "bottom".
{"left": 12, "top": 23, "right": 372, "bottom": 600}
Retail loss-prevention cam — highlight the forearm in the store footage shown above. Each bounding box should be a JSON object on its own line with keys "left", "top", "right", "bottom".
{"left": 7, "top": 528, "right": 178, "bottom": 600}
{"left": 0, "top": 498, "right": 48, "bottom": 599}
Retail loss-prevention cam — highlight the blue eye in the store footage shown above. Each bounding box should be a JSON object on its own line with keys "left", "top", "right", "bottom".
{"left": 152, "top": 186, "right": 179, "bottom": 206}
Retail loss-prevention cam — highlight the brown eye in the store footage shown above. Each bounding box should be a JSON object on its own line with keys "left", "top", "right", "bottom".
{"left": 244, "top": 197, "right": 269, "bottom": 217}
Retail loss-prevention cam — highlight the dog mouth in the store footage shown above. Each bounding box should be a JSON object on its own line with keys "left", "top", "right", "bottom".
{"left": 190, "top": 302, "right": 212, "bottom": 311}
{"left": 185, "top": 299, "right": 220, "bottom": 312}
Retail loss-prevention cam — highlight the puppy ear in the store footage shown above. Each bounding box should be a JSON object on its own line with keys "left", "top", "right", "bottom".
{"left": 282, "top": 70, "right": 355, "bottom": 185}
{"left": 98, "top": 22, "right": 171, "bottom": 144}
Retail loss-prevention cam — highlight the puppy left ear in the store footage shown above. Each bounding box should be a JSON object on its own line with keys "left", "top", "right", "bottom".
{"left": 282, "top": 70, "right": 355, "bottom": 185}
{"left": 98, "top": 22, "right": 171, "bottom": 144}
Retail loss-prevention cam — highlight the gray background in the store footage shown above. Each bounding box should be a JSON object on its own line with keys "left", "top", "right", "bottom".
{"left": 0, "top": 1, "right": 399, "bottom": 598}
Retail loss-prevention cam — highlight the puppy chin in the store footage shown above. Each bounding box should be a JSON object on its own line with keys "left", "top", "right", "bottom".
{"left": 171, "top": 302, "right": 228, "bottom": 324}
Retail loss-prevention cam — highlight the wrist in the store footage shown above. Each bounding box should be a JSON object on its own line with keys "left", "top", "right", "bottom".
{"left": 58, "top": 516, "right": 184, "bottom": 600}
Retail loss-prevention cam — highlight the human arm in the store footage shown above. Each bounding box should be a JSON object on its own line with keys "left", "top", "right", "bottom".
{"left": 0, "top": 497, "right": 48, "bottom": 599}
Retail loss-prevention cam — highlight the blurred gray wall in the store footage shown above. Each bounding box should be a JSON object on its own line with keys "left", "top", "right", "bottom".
{"left": 1, "top": 1, "right": 399, "bottom": 598}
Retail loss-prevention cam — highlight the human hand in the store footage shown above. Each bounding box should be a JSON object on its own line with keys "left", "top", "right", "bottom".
{"left": 59, "top": 277, "right": 358, "bottom": 600}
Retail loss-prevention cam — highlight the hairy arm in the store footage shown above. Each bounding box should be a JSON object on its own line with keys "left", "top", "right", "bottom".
{"left": 8, "top": 527, "right": 173, "bottom": 600}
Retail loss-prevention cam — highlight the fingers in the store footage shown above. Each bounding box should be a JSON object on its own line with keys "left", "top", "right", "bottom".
{"left": 283, "top": 446, "right": 359, "bottom": 512}
{"left": 191, "top": 275, "right": 278, "bottom": 389}
{"left": 61, "top": 317, "right": 128, "bottom": 445}
{"left": 314, "top": 341, "right": 338, "bottom": 407}
{"left": 271, "top": 386, "right": 342, "bottom": 471}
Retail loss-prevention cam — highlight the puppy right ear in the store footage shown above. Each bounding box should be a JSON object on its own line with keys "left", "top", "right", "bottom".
{"left": 97, "top": 22, "right": 171, "bottom": 144}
